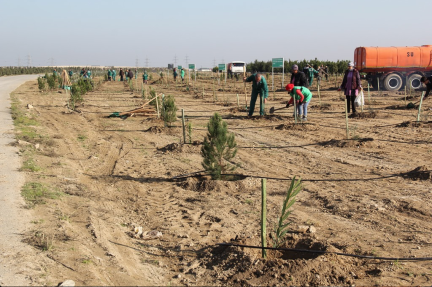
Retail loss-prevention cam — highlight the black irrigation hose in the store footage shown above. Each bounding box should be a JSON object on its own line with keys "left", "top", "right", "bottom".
{"left": 217, "top": 243, "right": 432, "bottom": 261}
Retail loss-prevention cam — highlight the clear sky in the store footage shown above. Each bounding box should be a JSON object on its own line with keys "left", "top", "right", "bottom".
{"left": 0, "top": 0, "right": 430, "bottom": 68}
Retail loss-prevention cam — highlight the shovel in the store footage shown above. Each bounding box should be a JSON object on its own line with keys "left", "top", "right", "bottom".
{"left": 269, "top": 106, "right": 287, "bottom": 114}
{"left": 407, "top": 100, "right": 420, "bottom": 109}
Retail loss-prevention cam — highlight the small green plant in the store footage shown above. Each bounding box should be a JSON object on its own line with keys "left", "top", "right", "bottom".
{"left": 21, "top": 182, "right": 63, "bottom": 207}
{"left": 82, "top": 258, "right": 92, "bottom": 264}
{"left": 37, "top": 77, "right": 46, "bottom": 91}
{"left": 161, "top": 95, "right": 177, "bottom": 127}
{"left": 77, "top": 134, "right": 87, "bottom": 141}
{"left": 33, "top": 231, "right": 54, "bottom": 251}
{"left": 201, "top": 113, "right": 238, "bottom": 180}
{"left": 21, "top": 158, "right": 41, "bottom": 172}
{"left": 271, "top": 177, "right": 302, "bottom": 248}
{"left": 187, "top": 122, "right": 192, "bottom": 143}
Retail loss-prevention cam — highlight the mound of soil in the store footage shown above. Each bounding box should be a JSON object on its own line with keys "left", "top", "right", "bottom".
{"left": 275, "top": 123, "right": 315, "bottom": 131}
{"left": 178, "top": 176, "right": 246, "bottom": 193}
{"left": 146, "top": 126, "right": 164, "bottom": 133}
{"left": 401, "top": 166, "right": 431, "bottom": 181}
{"left": 310, "top": 103, "right": 333, "bottom": 110}
{"left": 196, "top": 235, "right": 360, "bottom": 286}
{"left": 385, "top": 105, "right": 411, "bottom": 110}
{"left": 227, "top": 107, "right": 247, "bottom": 113}
{"left": 397, "top": 121, "right": 432, "bottom": 128}
{"left": 158, "top": 143, "right": 201, "bottom": 154}
{"left": 349, "top": 111, "right": 377, "bottom": 119}
{"left": 158, "top": 143, "right": 183, "bottom": 153}
{"left": 320, "top": 138, "right": 374, "bottom": 148}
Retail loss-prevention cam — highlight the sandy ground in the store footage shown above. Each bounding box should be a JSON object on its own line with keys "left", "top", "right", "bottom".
{"left": 7, "top": 74, "right": 432, "bottom": 286}
{"left": 0, "top": 75, "right": 40, "bottom": 286}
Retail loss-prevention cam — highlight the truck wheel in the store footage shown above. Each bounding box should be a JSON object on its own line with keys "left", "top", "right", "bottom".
{"left": 383, "top": 73, "right": 403, "bottom": 91}
{"left": 407, "top": 74, "right": 422, "bottom": 90}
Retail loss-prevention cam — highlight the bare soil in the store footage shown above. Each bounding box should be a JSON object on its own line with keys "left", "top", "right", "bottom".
{"left": 12, "top": 75, "right": 432, "bottom": 286}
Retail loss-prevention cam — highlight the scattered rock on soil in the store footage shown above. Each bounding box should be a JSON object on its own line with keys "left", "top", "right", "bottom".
{"left": 59, "top": 279, "right": 76, "bottom": 286}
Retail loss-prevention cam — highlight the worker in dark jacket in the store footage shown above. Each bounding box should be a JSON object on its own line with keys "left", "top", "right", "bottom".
{"left": 338, "top": 62, "right": 362, "bottom": 115}
{"left": 420, "top": 76, "right": 432, "bottom": 99}
{"left": 119, "top": 68, "right": 124, "bottom": 81}
{"left": 128, "top": 69, "right": 133, "bottom": 80}
{"left": 290, "top": 65, "right": 308, "bottom": 87}
{"left": 243, "top": 73, "right": 269, "bottom": 116}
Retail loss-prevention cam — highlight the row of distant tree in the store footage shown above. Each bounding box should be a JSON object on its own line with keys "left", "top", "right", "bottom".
{"left": 1, "top": 58, "right": 351, "bottom": 77}
{"left": 211, "top": 59, "right": 351, "bottom": 74}
{"left": 0, "top": 67, "right": 96, "bottom": 77}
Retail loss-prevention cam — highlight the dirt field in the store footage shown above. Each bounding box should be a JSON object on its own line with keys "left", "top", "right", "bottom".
{"left": 11, "top": 73, "right": 432, "bottom": 286}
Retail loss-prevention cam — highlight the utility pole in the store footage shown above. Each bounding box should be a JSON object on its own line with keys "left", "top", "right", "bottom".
{"left": 174, "top": 55, "right": 177, "bottom": 67}
{"left": 17, "top": 57, "right": 21, "bottom": 67}
{"left": 26, "top": 55, "right": 31, "bottom": 67}
{"left": 185, "top": 55, "right": 189, "bottom": 66}
{"left": 145, "top": 57, "right": 149, "bottom": 68}
{"left": 135, "top": 58, "right": 139, "bottom": 68}
{"left": 213, "top": 58, "right": 216, "bottom": 68}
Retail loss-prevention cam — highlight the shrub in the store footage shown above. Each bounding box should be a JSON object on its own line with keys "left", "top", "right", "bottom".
{"left": 161, "top": 95, "right": 177, "bottom": 127}
{"left": 47, "top": 74, "right": 56, "bottom": 90}
{"left": 37, "top": 77, "right": 46, "bottom": 91}
{"left": 201, "top": 113, "right": 237, "bottom": 179}
{"left": 70, "top": 84, "right": 82, "bottom": 110}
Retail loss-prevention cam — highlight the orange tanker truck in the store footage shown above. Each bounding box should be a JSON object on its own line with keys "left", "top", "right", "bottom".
{"left": 354, "top": 45, "right": 432, "bottom": 91}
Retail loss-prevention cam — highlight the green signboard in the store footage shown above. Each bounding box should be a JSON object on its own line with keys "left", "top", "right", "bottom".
{"left": 218, "top": 64, "right": 226, "bottom": 71}
{"left": 272, "top": 58, "right": 284, "bottom": 68}
{"left": 178, "top": 65, "right": 182, "bottom": 69}
{"left": 189, "top": 64, "right": 195, "bottom": 70}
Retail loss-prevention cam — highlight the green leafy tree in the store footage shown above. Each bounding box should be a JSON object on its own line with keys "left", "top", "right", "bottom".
{"left": 201, "top": 113, "right": 237, "bottom": 180}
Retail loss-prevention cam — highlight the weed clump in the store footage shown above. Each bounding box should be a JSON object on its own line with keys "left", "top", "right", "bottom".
{"left": 201, "top": 113, "right": 238, "bottom": 180}
{"left": 21, "top": 182, "right": 63, "bottom": 207}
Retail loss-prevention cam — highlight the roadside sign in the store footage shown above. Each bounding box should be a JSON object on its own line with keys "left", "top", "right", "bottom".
{"left": 168, "top": 64, "right": 173, "bottom": 69}
{"left": 218, "top": 64, "right": 226, "bottom": 71}
{"left": 189, "top": 64, "right": 195, "bottom": 70}
{"left": 272, "top": 58, "right": 284, "bottom": 68}
{"left": 272, "top": 58, "right": 285, "bottom": 90}
{"left": 178, "top": 65, "right": 182, "bottom": 69}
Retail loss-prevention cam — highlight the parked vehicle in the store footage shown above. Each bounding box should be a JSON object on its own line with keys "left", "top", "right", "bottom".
{"left": 227, "top": 61, "right": 246, "bottom": 74}
{"left": 354, "top": 45, "right": 432, "bottom": 91}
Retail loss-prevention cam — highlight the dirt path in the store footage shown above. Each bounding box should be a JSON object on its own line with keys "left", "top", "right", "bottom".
{"left": 0, "top": 75, "right": 40, "bottom": 286}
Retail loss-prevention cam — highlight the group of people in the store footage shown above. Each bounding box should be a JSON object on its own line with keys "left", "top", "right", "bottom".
{"left": 173, "top": 68, "right": 185, "bottom": 82}
{"left": 244, "top": 62, "right": 363, "bottom": 120}
{"left": 106, "top": 68, "right": 149, "bottom": 84}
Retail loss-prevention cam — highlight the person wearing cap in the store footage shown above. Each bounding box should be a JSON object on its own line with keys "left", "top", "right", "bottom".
{"left": 243, "top": 73, "right": 269, "bottom": 116}
{"left": 338, "top": 62, "right": 362, "bottom": 115}
{"left": 285, "top": 83, "right": 313, "bottom": 121}
{"left": 420, "top": 76, "right": 432, "bottom": 100}
{"left": 290, "top": 65, "right": 308, "bottom": 87}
